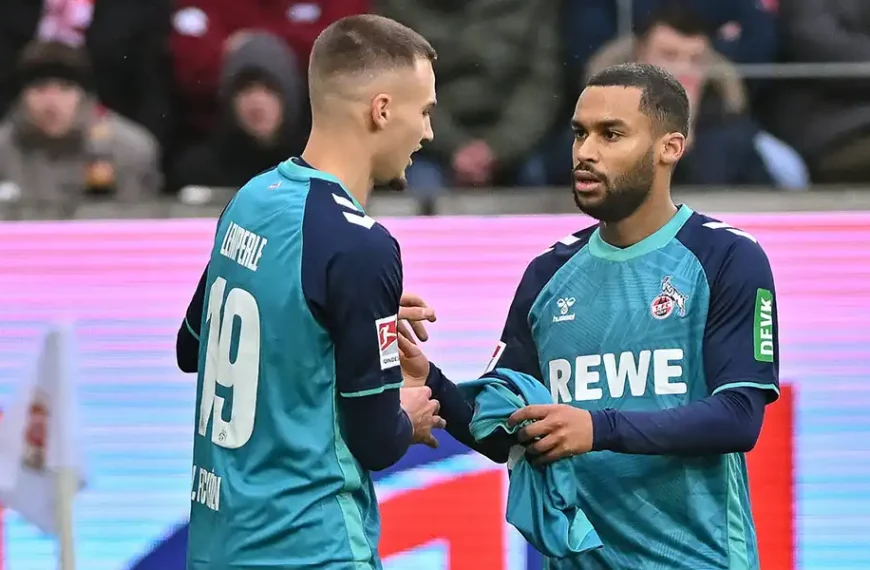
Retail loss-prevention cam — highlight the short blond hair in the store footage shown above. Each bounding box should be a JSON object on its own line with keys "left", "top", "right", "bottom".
{"left": 308, "top": 14, "right": 436, "bottom": 99}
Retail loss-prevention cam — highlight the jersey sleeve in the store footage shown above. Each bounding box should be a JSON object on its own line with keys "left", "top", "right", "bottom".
{"left": 703, "top": 237, "right": 780, "bottom": 401}
{"left": 324, "top": 235, "right": 405, "bottom": 398}
{"left": 485, "top": 261, "right": 544, "bottom": 380}
{"left": 175, "top": 199, "right": 236, "bottom": 373}
{"left": 176, "top": 264, "right": 208, "bottom": 372}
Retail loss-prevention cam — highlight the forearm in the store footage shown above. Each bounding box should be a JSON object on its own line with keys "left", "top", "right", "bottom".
{"left": 590, "top": 388, "right": 766, "bottom": 455}
{"left": 339, "top": 390, "right": 413, "bottom": 471}
{"left": 427, "top": 364, "right": 511, "bottom": 463}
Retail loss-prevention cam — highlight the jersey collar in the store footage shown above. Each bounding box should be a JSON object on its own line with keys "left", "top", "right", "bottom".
{"left": 588, "top": 204, "right": 694, "bottom": 261}
{"left": 278, "top": 157, "right": 365, "bottom": 211}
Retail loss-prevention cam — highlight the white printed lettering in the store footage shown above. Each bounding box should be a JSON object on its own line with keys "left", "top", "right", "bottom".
{"left": 652, "top": 348, "right": 686, "bottom": 395}
{"left": 219, "top": 222, "right": 267, "bottom": 271}
{"left": 603, "top": 351, "right": 650, "bottom": 398}
{"left": 548, "top": 359, "right": 572, "bottom": 402}
{"left": 574, "top": 355, "right": 602, "bottom": 401}
{"left": 548, "top": 348, "right": 687, "bottom": 403}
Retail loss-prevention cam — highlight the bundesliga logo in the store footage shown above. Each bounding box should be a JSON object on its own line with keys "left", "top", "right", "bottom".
{"left": 650, "top": 276, "right": 688, "bottom": 320}
{"left": 375, "top": 315, "right": 400, "bottom": 370}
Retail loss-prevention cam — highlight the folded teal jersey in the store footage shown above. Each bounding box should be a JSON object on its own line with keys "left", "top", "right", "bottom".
{"left": 458, "top": 368, "right": 603, "bottom": 559}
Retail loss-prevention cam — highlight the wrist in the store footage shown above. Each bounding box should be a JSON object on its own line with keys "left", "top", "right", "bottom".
{"left": 425, "top": 362, "right": 444, "bottom": 394}
{"left": 400, "top": 409, "right": 416, "bottom": 445}
{"left": 590, "top": 409, "right": 617, "bottom": 452}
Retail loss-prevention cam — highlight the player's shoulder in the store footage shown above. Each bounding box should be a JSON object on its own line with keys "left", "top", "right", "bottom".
{"left": 676, "top": 209, "right": 771, "bottom": 278}
{"left": 220, "top": 166, "right": 285, "bottom": 218}
{"left": 517, "top": 222, "right": 598, "bottom": 299}
{"left": 530, "top": 223, "right": 597, "bottom": 273}
{"left": 270, "top": 157, "right": 395, "bottom": 251}
{"left": 237, "top": 165, "right": 283, "bottom": 194}
{"left": 303, "top": 177, "right": 396, "bottom": 254}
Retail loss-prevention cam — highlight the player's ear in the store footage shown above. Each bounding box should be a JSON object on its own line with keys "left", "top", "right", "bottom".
{"left": 659, "top": 132, "right": 686, "bottom": 166}
{"left": 370, "top": 93, "right": 391, "bottom": 131}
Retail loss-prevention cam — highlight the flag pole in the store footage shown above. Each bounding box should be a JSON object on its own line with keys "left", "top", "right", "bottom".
{"left": 53, "top": 321, "right": 80, "bottom": 570}
{"left": 55, "top": 466, "right": 77, "bottom": 570}
{"left": 0, "top": 322, "right": 86, "bottom": 566}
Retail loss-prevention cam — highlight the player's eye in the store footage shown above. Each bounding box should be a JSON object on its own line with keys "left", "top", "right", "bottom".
{"left": 573, "top": 130, "right": 587, "bottom": 141}
{"left": 604, "top": 130, "right": 622, "bottom": 141}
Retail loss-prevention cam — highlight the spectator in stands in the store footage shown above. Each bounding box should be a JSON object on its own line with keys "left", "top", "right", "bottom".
{"left": 376, "top": 0, "right": 560, "bottom": 191}
{"left": 584, "top": 5, "right": 808, "bottom": 188}
{"left": 0, "top": 0, "right": 172, "bottom": 146}
{"left": 565, "top": 0, "right": 778, "bottom": 91}
{"left": 0, "top": 42, "right": 160, "bottom": 218}
{"left": 169, "top": 0, "right": 367, "bottom": 143}
{"left": 172, "top": 32, "right": 304, "bottom": 192}
{"left": 768, "top": 0, "right": 870, "bottom": 183}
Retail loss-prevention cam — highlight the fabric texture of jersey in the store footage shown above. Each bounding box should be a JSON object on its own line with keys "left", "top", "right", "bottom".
{"left": 459, "top": 368, "right": 603, "bottom": 559}
{"left": 187, "top": 159, "right": 403, "bottom": 570}
{"left": 489, "top": 205, "right": 779, "bottom": 570}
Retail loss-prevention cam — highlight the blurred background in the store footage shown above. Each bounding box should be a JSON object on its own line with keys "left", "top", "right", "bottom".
{"left": 0, "top": 0, "right": 868, "bottom": 569}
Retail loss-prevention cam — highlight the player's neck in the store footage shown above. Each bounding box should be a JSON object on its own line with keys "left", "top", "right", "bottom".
{"left": 599, "top": 197, "right": 678, "bottom": 248}
{"left": 301, "top": 129, "right": 373, "bottom": 209}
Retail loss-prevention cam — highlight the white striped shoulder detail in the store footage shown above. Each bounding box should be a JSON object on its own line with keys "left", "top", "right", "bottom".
{"left": 332, "top": 194, "right": 376, "bottom": 229}
{"left": 701, "top": 221, "right": 758, "bottom": 243}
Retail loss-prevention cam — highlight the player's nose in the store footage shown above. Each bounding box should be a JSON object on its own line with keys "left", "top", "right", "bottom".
{"left": 422, "top": 117, "right": 434, "bottom": 142}
{"left": 574, "top": 135, "right": 599, "bottom": 164}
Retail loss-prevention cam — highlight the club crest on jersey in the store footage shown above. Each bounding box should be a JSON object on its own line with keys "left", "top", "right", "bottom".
{"left": 553, "top": 297, "right": 576, "bottom": 323}
{"left": 375, "top": 315, "right": 400, "bottom": 370}
{"left": 650, "top": 276, "right": 688, "bottom": 320}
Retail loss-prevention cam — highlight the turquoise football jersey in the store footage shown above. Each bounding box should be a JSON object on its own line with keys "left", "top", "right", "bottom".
{"left": 487, "top": 205, "right": 779, "bottom": 570}
{"left": 186, "top": 159, "right": 406, "bottom": 570}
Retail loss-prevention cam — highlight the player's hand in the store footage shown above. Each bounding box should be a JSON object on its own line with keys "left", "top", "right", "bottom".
{"left": 398, "top": 292, "right": 436, "bottom": 342}
{"left": 508, "top": 404, "right": 594, "bottom": 465}
{"left": 397, "top": 322, "right": 430, "bottom": 387}
{"left": 400, "top": 386, "right": 446, "bottom": 448}
{"left": 399, "top": 323, "right": 429, "bottom": 387}
{"left": 397, "top": 292, "right": 434, "bottom": 387}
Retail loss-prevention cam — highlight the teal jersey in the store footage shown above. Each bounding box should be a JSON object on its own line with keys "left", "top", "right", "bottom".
{"left": 186, "top": 159, "right": 407, "bottom": 569}
{"left": 487, "top": 206, "right": 779, "bottom": 570}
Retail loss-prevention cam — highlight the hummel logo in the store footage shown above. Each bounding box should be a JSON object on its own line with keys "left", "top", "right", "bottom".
{"left": 554, "top": 297, "right": 576, "bottom": 323}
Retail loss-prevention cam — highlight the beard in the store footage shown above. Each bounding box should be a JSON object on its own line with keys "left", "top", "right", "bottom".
{"left": 373, "top": 161, "right": 409, "bottom": 192}
{"left": 371, "top": 173, "right": 407, "bottom": 192}
{"left": 385, "top": 175, "right": 407, "bottom": 192}
{"left": 573, "top": 147, "right": 655, "bottom": 223}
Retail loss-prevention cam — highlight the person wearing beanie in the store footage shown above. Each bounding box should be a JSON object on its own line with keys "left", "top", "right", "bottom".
{"left": 0, "top": 40, "right": 161, "bottom": 218}
{"left": 171, "top": 32, "right": 305, "bottom": 193}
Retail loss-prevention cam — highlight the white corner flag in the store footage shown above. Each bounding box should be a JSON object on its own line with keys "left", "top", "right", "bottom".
{"left": 0, "top": 323, "right": 87, "bottom": 569}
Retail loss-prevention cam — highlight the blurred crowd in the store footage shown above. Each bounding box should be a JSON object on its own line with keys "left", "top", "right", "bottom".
{"left": 1, "top": 0, "right": 869, "bottom": 215}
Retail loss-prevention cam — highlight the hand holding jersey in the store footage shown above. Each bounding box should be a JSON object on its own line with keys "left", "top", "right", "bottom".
{"left": 510, "top": 404, "right": 594, "bottom": 464}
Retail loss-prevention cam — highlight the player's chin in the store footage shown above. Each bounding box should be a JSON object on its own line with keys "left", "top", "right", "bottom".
{"left": 385, "top": 173, "right": 408, "bottom": 192}
{"left": 573, "top": 187, "right": 604, "bottom": 206}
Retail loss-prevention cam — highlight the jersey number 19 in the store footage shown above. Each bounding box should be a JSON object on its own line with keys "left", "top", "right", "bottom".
{"left": 198, "top": 276, "right": 261, "bottom": 449}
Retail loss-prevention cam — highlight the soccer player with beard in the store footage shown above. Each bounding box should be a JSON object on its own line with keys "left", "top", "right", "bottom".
{"left": 174, "top": 15, "right": 460, "bottom": 570}
{"left": 399, "top": 63, "right": 781, "bottom": 569}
